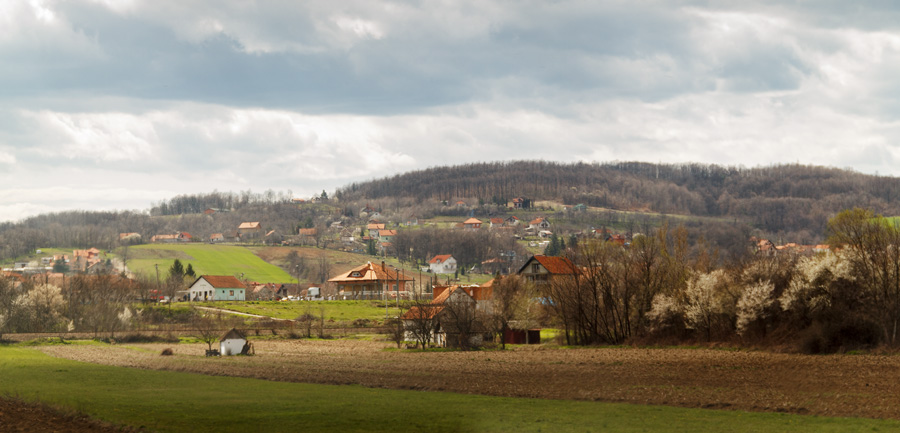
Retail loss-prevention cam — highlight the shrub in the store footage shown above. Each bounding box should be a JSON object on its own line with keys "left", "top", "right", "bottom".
{"left": 160, "top": 348, "right": 174, "bottom": 356}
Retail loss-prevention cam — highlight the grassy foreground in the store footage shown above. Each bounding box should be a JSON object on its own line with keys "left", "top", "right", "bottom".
{"left": 124, "top": 244, "right": 295, "bottom": 283}
{"left": 2, "top": 347, "right": 899, "bottom": 433}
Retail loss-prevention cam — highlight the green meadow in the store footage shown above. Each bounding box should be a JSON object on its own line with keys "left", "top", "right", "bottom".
{"left": 123, "top": 244, "right": 295, "bottom": 283}
{"left": 2, "top": 346, "right": 898, "bottom": 433}
{"left": 199, "top": 300, "right": 404, "bottom": 322}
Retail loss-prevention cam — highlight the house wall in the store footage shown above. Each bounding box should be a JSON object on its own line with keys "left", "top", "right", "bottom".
{"left": 188, "top": 279, "right": 216, "bottom": 301}
{"left": 430, "top": 258, "right": 457, "bottom": 274}
{"left": 220, "top": 338, "right": 246, "bottom": 356}
{"left": 215, "top": 288, "right": 245, "bottom": 301}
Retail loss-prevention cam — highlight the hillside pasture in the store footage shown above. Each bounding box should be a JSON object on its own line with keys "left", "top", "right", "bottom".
{"left": 123, "top": 244, "right": 294, "bottom": 283}
{"left": 5, "top": 345, "right": 899, "bottom": 432}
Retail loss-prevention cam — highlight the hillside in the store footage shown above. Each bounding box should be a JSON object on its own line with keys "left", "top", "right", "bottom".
{"left": 124, "top": 244, "right": 295, "bottom": 284}
{"left": 4, "top": 160, "right": 900, "bottom": 263}
{"left": 335, "top": 161, "right": 900, "bottom": 238}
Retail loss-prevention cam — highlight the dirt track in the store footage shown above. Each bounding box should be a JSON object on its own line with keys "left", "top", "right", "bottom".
{"left": 37, "top": 339, "right": 900, "bottom": 420}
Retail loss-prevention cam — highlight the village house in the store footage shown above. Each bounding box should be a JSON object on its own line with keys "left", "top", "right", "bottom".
{"left": 489, "top": 218, "right": 505, "bottom": 228}
{"left": 511, "top": 197, "right": 532, "bottom": 209}
{"left": 188, "top": 275, "right": 246, "bottom": 301}
{"left": 366, "top": 223, "right": 385, "bottom": 238}
{"left": 401, "top": 285, "right": 487, "bottom": 348}
{"left": 118, "top": 232, "right": 141, "bottom": 243}
{"left": 428, "top": 255, "right": 458, "bottom": 274}
{"left": 209, "top": 233, "right": 225, "bottom": 243}
{"left": 298, "top": 228, "right": 317, "bottom": 245}
{"left": 517, "top": 255, "right": 577, "bottom": 285}
{"left": 238, "top": 222, "right": 263, "bottom": 239}
{"left": 328, "top": 261, "right": 414, "bottom": 300}
{"left": 528, "top": 217, "right": 551, "bottom": 231}
{"left": 463, "top": 218, "right": 482, "bottom": 229}
{"left": 378, "top": 229, "right": 397, "bottom": 244}
{"left": 151, "top": 232, "right": 192, "bottom": 243}
{"left": 505, "top": 216, "right": 521, "bottom": 226}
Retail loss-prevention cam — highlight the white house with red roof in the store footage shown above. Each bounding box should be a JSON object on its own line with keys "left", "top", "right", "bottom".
{"left": 188, "top": 275, "right": 246, "bottom": 301}
{"left": 428, "top": 254, "right": 457, "bottom": 274}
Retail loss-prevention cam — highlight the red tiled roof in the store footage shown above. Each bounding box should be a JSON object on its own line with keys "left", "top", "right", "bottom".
{"left": 490, "top": 218, "right": 504, "bottom": 224}
{"left": 299, "top": 228, "right": 317, "bottom": 236}
{"left": 530, "top": 217, "right": 545, "bottom": 225}
{"left": 380, "top": 229, "right": 397, "bottom": 236}
{"left": 531, "top": 255, "right": 577, "bottom": 275}
{"left": 197, "top": 275, "right": 245, "bottom": 289}
{"left": 429, "top": 254, "right": 453, "bottom": 264}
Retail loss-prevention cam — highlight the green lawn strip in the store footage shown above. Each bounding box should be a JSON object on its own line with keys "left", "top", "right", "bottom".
{"left": 124, "top": 244, "right": 295, "bottom": 283}
{"left": 0, "top": 347, "right": 896, "bottom": 433}
{"left": 199, "top": 300, "right": 402, "bottom": 322}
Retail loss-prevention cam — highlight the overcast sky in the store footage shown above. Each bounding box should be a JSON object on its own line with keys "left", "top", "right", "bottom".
{"left": 3, "top": 1, "right": 900, "bottom": 222}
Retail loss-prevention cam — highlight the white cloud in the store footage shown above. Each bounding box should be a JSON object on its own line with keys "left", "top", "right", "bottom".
{"left": 25, "top": 111, "right": 158, "bottom": 162}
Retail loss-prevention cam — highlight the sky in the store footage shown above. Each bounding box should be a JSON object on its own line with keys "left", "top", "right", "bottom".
{"left": 3, "top": 1, "right": 900, "bottom": 222}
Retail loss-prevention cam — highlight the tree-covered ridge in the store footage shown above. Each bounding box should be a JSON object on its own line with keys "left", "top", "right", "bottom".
{"left": 337, "top": 161, "right": 900, "bottom": 234}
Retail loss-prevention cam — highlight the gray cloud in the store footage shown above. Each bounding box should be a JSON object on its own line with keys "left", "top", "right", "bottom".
{"left": 3, "top": 1, "right": 900, "bottom": 222}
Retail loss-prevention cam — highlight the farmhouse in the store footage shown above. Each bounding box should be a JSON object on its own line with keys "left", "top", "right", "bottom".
{"left": 238, "top": 222, "right": 262, "bottom": 238}
{"left": 517, "top": 255, "right": 577, "bottom": 285}
{"left": 528, "top": 217, "right": 551, "bottom": 231}
{"left": 428, "top": 255, "right": 457, "bottom": 274}
{"left": 209, "top": 233, "right": 225, "bottom": 243}
{"left": 188, "top": 275, "right": 246, "bottom": 301}
{"left": 401, "top": 285, "right": 486, "bottom": 348}
{"left": 463, "top": 218, "right": 482, "bottom": 229}
{"left": 328, "top": 261, "right": 413, "bottom": 300}
{"left": 219, "top": 328, "right": 248, "bottom": 356}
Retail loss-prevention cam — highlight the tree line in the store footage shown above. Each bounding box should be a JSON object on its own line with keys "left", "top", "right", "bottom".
{"left": 536, "top": 209, "right": 900, "bottom": 352}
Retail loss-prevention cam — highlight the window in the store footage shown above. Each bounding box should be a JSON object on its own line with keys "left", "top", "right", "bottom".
{"left": 532, "top": 263, "right": 540, "bottom": 274}
{"left": 229, "top": 290, "right": 234, "bottom": 296}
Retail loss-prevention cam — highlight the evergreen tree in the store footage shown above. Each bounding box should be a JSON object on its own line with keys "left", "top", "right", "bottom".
{"left": 544, "top": 234, "right": 561, "bottom": 256}
{"left": 185, "top": 263, "right": 196, "bottom": 278}
{"left": 169, "top": 259, "right": 185, "bottom": 278}
{"left": 366, "top": 239, "right": 377, "bottom": 256}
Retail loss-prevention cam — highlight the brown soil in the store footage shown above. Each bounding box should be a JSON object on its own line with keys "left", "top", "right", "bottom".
{"left": 38, "top": 340, "right": 900, "bottom": 420}
{"left": 0, "top": 397, "right": 134, "bottom": 432}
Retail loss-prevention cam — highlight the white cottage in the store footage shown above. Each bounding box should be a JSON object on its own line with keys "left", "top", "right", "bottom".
{"left": 219, "top": 328, "right": 247, "bottom": 356}
{"left": 188, "top": 275, "right": 246, "bottom": 301}
{"left": 428, "top": 255, "right": 458, "bottom": 274}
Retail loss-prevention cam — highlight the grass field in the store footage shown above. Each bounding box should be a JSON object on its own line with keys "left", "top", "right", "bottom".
{"left": 123, "top": 244, "right": 295, "bottom": 283}
{"left": 198, "top": 300, "right": 404, "bottom": 322}
{"left": 2, "top": 346, "right": 898, "bottom": 433}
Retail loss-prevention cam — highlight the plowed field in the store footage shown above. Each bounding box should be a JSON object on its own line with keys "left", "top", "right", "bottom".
{"left": 38, "top": 340, "right": 900, "bottom": 420}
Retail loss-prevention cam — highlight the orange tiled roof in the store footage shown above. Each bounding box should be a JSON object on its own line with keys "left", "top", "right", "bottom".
{"left": 238, "top": 222, "right": 261, "bottom": 229}
{"left": 328, "top": 262, "right": 413, "bottom": 283}
{"left": 464, "top": 218, "right": 482, "bottom": 225}
{"left": 530, "top": 217, "right": 545, "bottom": 225}
{"left": 429, "top": 254, "right": 453, "bottom": 264}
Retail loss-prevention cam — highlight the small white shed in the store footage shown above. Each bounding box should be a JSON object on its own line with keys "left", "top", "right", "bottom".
{"left": 219, "top": 328, "right": 247, "bottom": 356}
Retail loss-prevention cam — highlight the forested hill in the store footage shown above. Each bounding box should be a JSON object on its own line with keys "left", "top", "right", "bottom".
{"left": 336, "top": 161, "right": 900, "bottom": 234}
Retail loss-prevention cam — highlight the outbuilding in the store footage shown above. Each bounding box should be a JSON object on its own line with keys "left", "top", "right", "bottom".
{"left": 219, "top": 328, "right": 248, "bottom": 356}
